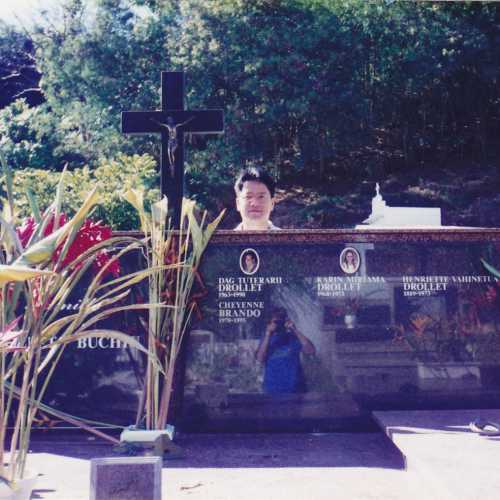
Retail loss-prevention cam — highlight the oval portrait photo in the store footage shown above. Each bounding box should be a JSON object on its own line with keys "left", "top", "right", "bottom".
{"left": 339, "top": 247, "right": 360, "bottom": 275}
{"left": 240, "top": 248, "right": 260, "bottom": 275}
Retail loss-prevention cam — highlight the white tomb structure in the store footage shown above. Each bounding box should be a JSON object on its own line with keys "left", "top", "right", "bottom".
{"left": 356, "top": 183, "right": 441, "bottom": 229}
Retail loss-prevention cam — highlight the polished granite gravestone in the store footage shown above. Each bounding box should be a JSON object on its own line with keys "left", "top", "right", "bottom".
{"left": 90, "top": 456, "right": 162, "bottom": 500}
{"left": 40, "top": 228, "right": 500, "bottom": 433}
{"left": 180, "top": 229, "right": 500, "bottom": 431}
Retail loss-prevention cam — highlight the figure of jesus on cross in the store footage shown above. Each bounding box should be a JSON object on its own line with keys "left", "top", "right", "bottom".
{"left": 122, "top": 72, "right": 223, "bottom": 227}
{"left": 151, "top": 116, "right": 194, "bottom": 175}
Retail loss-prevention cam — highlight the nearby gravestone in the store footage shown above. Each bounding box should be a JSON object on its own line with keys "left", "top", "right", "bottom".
{"left": 90, "top": 457, "right": 162, "bottom": 500}
{"left": 356, "top": 183, "right": 442, "bottom": 228}
{"left": 121, "top": 71, "right": 224, "bottom": 227}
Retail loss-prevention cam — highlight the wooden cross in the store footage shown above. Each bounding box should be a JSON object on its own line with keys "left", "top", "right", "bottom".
{"left": 122, "top": 72, "right": 224, "bottom": 227}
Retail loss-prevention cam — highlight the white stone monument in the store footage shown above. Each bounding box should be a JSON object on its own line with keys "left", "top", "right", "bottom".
{"left": 356, "top": 183, "right": 441, "bottom": 229}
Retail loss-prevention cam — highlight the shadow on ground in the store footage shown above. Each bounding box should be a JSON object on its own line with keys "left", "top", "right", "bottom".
{"left": 28, "top": 431, "right": 405, "bottom": 470}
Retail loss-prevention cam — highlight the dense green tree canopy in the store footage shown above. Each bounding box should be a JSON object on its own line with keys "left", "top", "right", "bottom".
{"left": 0, "top": 0, "right": 499, "bottom": 227}
{"left": 0, "top": 23, "right": 42, "bottom": 109}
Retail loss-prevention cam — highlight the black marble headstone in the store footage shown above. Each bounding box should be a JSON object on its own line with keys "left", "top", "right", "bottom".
{"left": 180, "top": 229, "right": 500, "bottom": 431}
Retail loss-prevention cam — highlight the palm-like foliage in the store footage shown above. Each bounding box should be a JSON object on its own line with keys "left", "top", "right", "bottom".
{"left": 0, "top": 157, "right": 159, "bottom": 486}
{"left": 124, "top": 190, "right": 224, "bottom": 430}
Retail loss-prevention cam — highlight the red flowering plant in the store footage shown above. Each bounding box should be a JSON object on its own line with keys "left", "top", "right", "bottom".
{"left": 468, "top": 281, "right": 500, "bottom": 326}
{"left": 0, "top": 159, "right": 157, "bottom": 489}
{"left": 392, "top": 281, "right": 500, "bottom": 364}
{"left": 17, "top": 214, "right": 120, "bottom": 277}
{"left": 392, "top": 312, "right": 442, "bottom": 362}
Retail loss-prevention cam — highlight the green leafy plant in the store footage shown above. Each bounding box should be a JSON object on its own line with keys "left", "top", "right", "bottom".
{"left": 124, "top": 189, "right": 225, "bottom": 430}
{"left": 0, "top": 156, "right": 160, "bottom": 488}
{"left": 481, "top": 259, "right": 500, "bottom": 281}
{"left": 4, "top": 154, "right": 159, "bottom": 230}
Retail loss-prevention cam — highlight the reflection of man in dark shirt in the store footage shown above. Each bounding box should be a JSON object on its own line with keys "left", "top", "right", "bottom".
{"left": 255, "top": 308, "right": 315, "bottom": 394}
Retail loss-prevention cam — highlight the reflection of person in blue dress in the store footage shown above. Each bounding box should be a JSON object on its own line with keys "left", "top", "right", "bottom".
{"left": 255, "top": 307, "right": 316, "bottom": 394}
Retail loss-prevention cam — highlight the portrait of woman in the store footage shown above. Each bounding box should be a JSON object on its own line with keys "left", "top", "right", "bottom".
{"left": 340, "top": 247, "right": 360, "bottom": 274}
{"left": 240, "top": 248, "right": 260, "bottom": 275}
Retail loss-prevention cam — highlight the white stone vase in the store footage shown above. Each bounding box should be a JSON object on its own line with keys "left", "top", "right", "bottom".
{"left": 344, "top": 313, "right": 357, "bottom": 329}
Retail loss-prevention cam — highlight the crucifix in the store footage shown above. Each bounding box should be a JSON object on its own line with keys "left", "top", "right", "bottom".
{"left": 121, "top": 71, "right": 224, "bottom": 227}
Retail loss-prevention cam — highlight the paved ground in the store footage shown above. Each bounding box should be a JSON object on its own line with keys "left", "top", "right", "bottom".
{"left": 25, "top": 430, "right": 433, "bottom": 500}
{"left": 16, "top": 409, "right": 500, "bottom": 499}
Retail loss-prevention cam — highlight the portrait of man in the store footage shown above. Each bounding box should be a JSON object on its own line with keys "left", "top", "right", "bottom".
{"left": 233, "top": 166, "right": 280, "bottom": 231}
{"left": 240, "top": 248, "right": 260, "bottom": 275}
{"left": 340, "top": 247, "right": 360, "bottom": 274}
